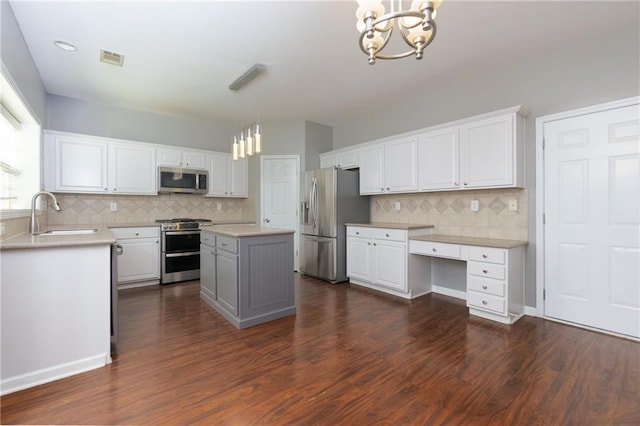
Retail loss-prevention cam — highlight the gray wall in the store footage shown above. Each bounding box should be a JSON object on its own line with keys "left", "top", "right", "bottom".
{"left": 46, "top": 94, "right": 233, "bottom": 151}
{"left": 304, "top": 121, "right": 333, "bottom": 171}
{"left": 332, "top": 24, "right": 640, "bottom": 308}
{"left": 1, "top": 0, "right": 47, "bottom": 124}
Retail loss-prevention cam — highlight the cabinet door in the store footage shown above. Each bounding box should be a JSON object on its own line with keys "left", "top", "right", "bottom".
{"left": 156, "top": 147, "right": 183, "bottom": 167}
{"left": 338, "top": 150, "right": 359, "bottom": 169}
{"left": 385, "top": 136, "right": 418, "bottom": 192}
{"left": 206, "top": 153, "right": 229, "bottom": 196}
{"left": 229, "top": 157, "right": 248, "bottom": 197}
{"left": 418, "top": 127, "right": 460, "bottom": 191}
{"left": 216, "top": 249, "right": 238, "bottom": 315}
{"left": 359, "top": 144, "right": 385, "bottom": 195}
{"left": 50, "top": 135, "right": 109, "bottom": 193}
{"left": 372, "top": 239, "right": 406, "bottom": 291}
{"left": 110, "top": 143, "right": 157, "bottom": 194}
{"left": 320, "top": 154, "right": 336, "bottom": 169}
{"left": 346, "top": 236, "right": 372, "bottom": 282}
{"left": 183, "top": 150, "right": 207, "bottom": 169}
{"left": 117, "top": 238, "right": 160, "bottom": 283}
{"left": 460, "top": 114, "right": 514, "bottom": 188}
{"left": 200, "top": 245, "right": 217, "bottom": 301}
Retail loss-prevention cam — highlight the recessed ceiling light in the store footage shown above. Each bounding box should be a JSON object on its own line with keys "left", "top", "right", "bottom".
{"left": 53, "top": 40, "right": 77, "bottom": 52}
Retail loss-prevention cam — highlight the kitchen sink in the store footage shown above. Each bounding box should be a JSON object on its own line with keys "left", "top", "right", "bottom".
{"left": 38, "top": 229, "right": 98, "bottom": 235}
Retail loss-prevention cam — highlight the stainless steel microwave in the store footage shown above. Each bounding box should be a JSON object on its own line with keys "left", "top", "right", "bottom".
{"left": 158, "top": 167, "right": 208, "bottom": 194}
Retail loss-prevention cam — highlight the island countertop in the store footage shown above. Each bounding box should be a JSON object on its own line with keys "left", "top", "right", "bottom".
{"left": 0, "top": 225, "right": 116, "bottom": 251}
{"left": 202, "top": 225, "right": 295, "bottom": 238}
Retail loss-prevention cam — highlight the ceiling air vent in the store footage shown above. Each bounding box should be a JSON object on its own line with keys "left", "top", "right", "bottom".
{"left": 99, "top": 49, "right": 125, "bottom": 67}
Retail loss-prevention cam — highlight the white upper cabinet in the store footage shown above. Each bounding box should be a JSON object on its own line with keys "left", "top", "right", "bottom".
{"left": 157, "top": 147, "right": 206, "bottom": 169}
{"left": 418, "top": 127, "right": 460, "bottom": 191}
{"left": 359, "top": 137, "right": 418, "bottom": 195}
{"left": 45, "top": 131, "right": 155, "bottom": 195}
{"left": 319, "top": 148, "right": 359, "bottom": 169}
{"left": 205, "top": 153, "right": 248, "bottom": 198}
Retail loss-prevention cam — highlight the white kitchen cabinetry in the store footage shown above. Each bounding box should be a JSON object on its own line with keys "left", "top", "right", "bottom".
{"left": 319, "top": 149, "right": 359, "bottom": 169}
{"left": 205, "top": 153, "right": 248, "bottom": 198}
{"left": 409, "top": 238, "right": 525, "bottom": 324}
{"left": 44, "top": 131, "right": 156, "bottom": 195}
{"left": 111, "top": 227, "right": 160, "bottom": 288}
{"left": 157, "top": 147, "right": 207, "bottom": 169}
{"left": 417, "top": 108, "right": 526, "bottom": 191}
{"left": 346, "top": 225, "right": 431, "bottom": 298}
{"left": 359, "top": 136, "right": 418, "bottom": 195}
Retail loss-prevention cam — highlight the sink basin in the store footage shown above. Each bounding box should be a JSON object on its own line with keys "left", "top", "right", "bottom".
{"left": 38, "top": 229, "right": 98, "bottom": 236}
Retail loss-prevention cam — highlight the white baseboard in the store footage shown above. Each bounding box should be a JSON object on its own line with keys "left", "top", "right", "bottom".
{"left": 524, "top": 306, "right": 538, "bottom": 317}
{"left": 1, "top": 353, "right": 108, "bottom": 396}
{"left": 432, "top": 285, "right": 467, "bottom": 301}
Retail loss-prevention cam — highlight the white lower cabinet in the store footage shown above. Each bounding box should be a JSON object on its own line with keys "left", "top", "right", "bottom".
{"left": 346, "top": 225, "right": 431, "bottom": 298}
{"left": 111, "top": 227, "right": 160, "bottom": 288}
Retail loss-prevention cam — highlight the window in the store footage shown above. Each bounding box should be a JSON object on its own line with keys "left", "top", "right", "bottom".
{"left": 0, "top": 71, "right": 40, "bottom": 216}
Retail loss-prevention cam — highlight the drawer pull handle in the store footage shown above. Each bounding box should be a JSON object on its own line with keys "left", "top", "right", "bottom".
{"left": 356, "top": 232, "right": 359, "bottom": 235}
{"left": 385, "top": 233, "right": 389, "bottom": 237}
{"left": 482, "top": 285, "right": 488, "bottom": 289}
{"left": 482, "top": 254, "right": 488, "bottom": 259}
{"left": 373, "top": 243, "right": 377, "bottom": 246}
{"left": 482, "top": 269, "right": 488, "bottom": 274}
{"left": 432, "top": 248, "right": 437, "bottom": 252}
{"left": 222, "top": 243, "right": 228, "bottom": 246}
{"left": 482, "top": 300, "right": 488, "bottom": 305}
{"left": 367, "top": 242, "right": 371, "bottom": 246}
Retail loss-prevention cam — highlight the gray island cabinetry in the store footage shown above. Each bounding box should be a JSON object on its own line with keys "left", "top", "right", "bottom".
{"left": 200, "top": 226, "right": 295, "bottom": 329}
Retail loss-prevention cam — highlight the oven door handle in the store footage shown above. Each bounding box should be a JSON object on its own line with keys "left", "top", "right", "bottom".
{"left": 164, "top": 230, "right": 201, "bottom": 236}
{"left": 165, "top": 252, "right": 200, "bottom": 258}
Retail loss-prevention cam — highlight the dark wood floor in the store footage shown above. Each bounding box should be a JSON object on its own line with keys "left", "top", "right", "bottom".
{"left": 1, "top": 274, "right": 638, "bottom": 425}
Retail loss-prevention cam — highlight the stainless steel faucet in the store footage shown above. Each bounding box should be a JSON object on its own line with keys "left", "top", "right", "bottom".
{"left": 29, "top": 191, "right": 62, "bottom": 234}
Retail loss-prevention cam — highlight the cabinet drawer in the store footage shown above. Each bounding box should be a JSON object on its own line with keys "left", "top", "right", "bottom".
{"left": 467, "top": 291, "right": 506, "bottom": 315}
{"left": 468, "top": 246, "right": 505, "bottom": 264}
{"left": 347, "top": 227, "right": 372, "bottom": 238}
{"left": 371, "top": 228, "right": 406, "bottom": 242}
{"left": 111, "top": 226, "right": 160, "bottom": 239}
{"left": 200, "top": 232, "right": 215, "bottom": 247}
{"left": 467, "top": 261, "right": 505, "bottom": 280}
{"left": 409, "top": 241, "right": 460, "bottom": 259}
{"left": 216, "top": 235, "right": 238, "bottom": 253}
{"left": 467, "top": 275, "right": 505, "bottom": 297}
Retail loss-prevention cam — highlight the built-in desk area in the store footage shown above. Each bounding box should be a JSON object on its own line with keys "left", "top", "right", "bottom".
{"left": 409, "top": 234, "right": 528, "bottom": 324}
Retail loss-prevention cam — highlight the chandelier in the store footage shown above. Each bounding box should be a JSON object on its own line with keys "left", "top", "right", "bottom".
{"left": 356, "top": 0, "right": 442, "bottom": 65}
{"left": 229, "top": 64, "right": 265, "bottom": 160}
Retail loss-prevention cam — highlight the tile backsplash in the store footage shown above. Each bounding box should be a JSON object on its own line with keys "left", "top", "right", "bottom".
{"left": 46, "top": 193, "right": 255, "bottom": 226}
{"left": 371, "top": 188, "right": 528, "bottom": 241}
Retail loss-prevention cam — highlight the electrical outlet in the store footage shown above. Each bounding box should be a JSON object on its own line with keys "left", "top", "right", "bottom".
{"left": 110, "top": 202, "right": 118, "bottom": 211}
{"left": 508, "top": 199, "right": 518, "bottom": 211}
{"left": 470, "top": 200, "right": 479, "bottom": 212}
{"left": 394, "top": 202, "right": 401, "bottom": 211}
{"left": 217, "top": 202, "right": 222, "bottom": 211}
{"left": 0, "top": 223, "right": 5, "bottom": 237}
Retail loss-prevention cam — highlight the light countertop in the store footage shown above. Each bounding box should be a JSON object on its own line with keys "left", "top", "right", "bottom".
{"left": 0, "top": 225, "right": 116, "bottom": 251}
{"left": 202, "top": 225, "right": 295, "bottom": 238}
{"left": 410, "top": 234, "right": 528, "bottom": 249}
{"left": 345, "top": 222, "right": 435, "bottom": 230}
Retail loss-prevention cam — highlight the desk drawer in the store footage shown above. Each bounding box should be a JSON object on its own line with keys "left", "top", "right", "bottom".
{"left": 467, "top": 262, "right": 505, "bottom": 280}
{"left": 467, "top": 291, "right": 506, "bottom": 315}
{"left": 216, "top": 235, "right": 238, "bottom": 253}
{"left": 347, "top": 227, "right": 372, "bottom": 238}
{"left": 111, "top": 226, "right": 159, "bottom": 239}
{"left": 467, "top": 275, "right": 505, "bottom": 297}
{"left": 371, "top": 228, "right": 406, "bottom": 242}
{"left": 409, "top": 241, "right": 460, "bottom": 259}
{"left": 468, "top": 246, "right": 505, "bottom": 264}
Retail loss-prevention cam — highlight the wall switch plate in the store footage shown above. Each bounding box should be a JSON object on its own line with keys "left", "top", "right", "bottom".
{"left": 0, "top": 223, "right": 5, "bottom": 237}
{"left": 110, "top": 202, "right": 118, "bottom": 211}
{"left": 470, "top": 200, "right": 479, "bottom": 212}
{"left": 216, "top": 202, "right": 222, "bottom": 211}
{"left": 394, "top": 201, "right": 401, "bottom": 211}
{"left": 508, "top": 199, "right": 518, "bottom": 211}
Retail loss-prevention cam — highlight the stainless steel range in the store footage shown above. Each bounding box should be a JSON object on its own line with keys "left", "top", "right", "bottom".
{"left": 156, "top": 218, "right": 212, "bottom": 284}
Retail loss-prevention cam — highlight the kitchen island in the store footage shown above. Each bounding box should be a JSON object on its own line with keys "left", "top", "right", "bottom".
{"left": 200, "top": 226, "right": 295, "bottom": 329}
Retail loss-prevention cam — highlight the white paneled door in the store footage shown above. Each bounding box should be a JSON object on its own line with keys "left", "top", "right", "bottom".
{"left": 544, "top": 103, "right": 640, "bottom": 338}
{"left": 261, "top": 156, "right": 299, "bottom": 270}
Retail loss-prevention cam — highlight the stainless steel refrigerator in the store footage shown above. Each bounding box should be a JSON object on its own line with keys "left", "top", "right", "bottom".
{"left": 300, "top": 168, "right": 370, "bottom": 283}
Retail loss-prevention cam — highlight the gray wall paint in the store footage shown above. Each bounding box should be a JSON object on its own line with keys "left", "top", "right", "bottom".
{"left": 1, "top": 0, "right": 47, "bottom": 123}
{"left": 304, "top": 121, "right": 333, "bottom": 171}
{"left": 46, "top": 94, "right": 233, "bottom": 151}
{"left": 332, "top": 24, "right": 640, "bottom": 308}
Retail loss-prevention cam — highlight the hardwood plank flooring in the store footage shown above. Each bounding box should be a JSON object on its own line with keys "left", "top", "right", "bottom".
{"left": 1, "top": 274, "right": 639, "bottom": 425}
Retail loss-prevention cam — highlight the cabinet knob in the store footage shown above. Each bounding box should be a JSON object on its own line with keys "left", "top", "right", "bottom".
{"left": 373, "top": 243, "right": 377, "bottom": 246}
{"left": 482, "top": 254, "right": 488, "bottom": 259}
{"left": 454, "top": 182, "right": 459, "bottom": 186}
{"left": 482, "top": 269, "right": 488, "bottom": 274}
{"left": 380, "top": 187, "right": 384, "bottom": 191}
{"left": 104, "top": 188, "right": 108, "bottom": 191}
{"left": 355, "top": 231, "right": 359, "bottom": 235}
{"left": 482, "top": 300, "right": 488, "bottom": 305}
{"left": 135, "top": 232, "right": 139, "bottom": 236}
{"left": 482, "top": 284, "right": 488, "bottom": 289}
{"left": 367, "top": 242, "right": 371, "bottom": 246}
{"left": 386, "top": 187, "right": 390, "bottom": 191}
{"left": 463, "top": 182, "right": 468, "bottom": 186}
{"left": 432, "top": 248, "right": 437, "bottom": 252}
{"left": 222, "top": 243, "right": 228, "bottom": 246}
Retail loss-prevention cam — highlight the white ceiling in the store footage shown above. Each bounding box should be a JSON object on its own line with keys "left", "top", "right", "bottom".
{"left": 8, "top": 0, "right": 640, "bottom": 126}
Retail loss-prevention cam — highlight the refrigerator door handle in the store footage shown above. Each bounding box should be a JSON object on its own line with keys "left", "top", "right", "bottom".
{"left": 311, "top": 177, "right": 318, "bottom": 229}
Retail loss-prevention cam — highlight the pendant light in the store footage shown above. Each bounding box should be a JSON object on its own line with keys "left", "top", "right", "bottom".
{"left": 228, "top": 64, "right": 266, "bottom": 160}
